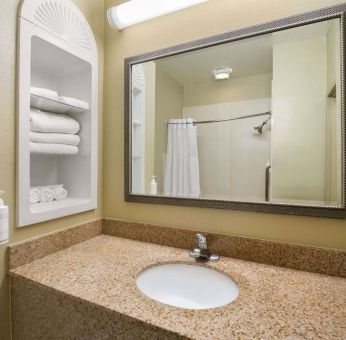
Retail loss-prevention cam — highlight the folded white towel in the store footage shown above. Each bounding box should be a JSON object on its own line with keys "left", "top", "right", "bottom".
{"left": 59, "top": 96, "right": 89, "bottom": 110}
{"left": 29, "top": 187, "right": 41, "bottom": 204}
{"left": 30, "top": 132, "right": 80, "bottom": 146}
{"left": 39, "top": 187, "right": 55, "bottom": 203}
{"left": 30, "top": 142, "right": 79, "bottom": 155}
{"left": 53, "top": 187, "right": 68, "bottom": 201}
{"left": 30, "top": 87, "right": 58, "bottom": 100}
{"left": 30, "top": 185, "right": 69, "bottom": 204}
{"left": 30, "top": 109, "right": 80, "bottom": 134}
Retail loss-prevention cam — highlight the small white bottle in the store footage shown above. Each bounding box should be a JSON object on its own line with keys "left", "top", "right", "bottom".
{"left": 150, "top": 176, "right": 157, "bottom": 195}
{"left": 0, "top": 191, "right": 9, "bottom": 245}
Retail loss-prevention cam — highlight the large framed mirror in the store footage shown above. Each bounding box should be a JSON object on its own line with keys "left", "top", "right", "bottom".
{"left": 125, "top": 4, "right": 346, "bottom": 218}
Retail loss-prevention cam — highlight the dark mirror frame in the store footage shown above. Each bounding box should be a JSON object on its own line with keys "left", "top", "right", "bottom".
{"left": 124, "top": 3, "right": 346, "bottom": 219}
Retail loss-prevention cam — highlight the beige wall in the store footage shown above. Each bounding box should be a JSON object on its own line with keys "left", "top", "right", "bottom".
{"left": 184, "top": 73, "right": 272, "bottom": 107}
{"left": 154, "top": 68, "right": 184, "bottom": 193}
{"left": 325, "top": 20, "right": 342, "bottom": 203}
{"left": 271, "top": 37, "right": 327, "bottom": 202}
{"left": 143, "top": 62, "right": 156, "bottom": 193}
{"left": 0, "top": 1, "right": 104, "bottom": 339}
{"left": 104, "top": 0, "right": 346, "bottom": 252}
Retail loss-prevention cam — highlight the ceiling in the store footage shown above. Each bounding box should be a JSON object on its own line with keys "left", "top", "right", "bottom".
{"left": 154, "top": 19, "right": 334, "bottom": 85}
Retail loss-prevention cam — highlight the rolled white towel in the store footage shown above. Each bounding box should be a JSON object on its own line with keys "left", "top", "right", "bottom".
{"left": 30, "top": 87, "right": 58, "bottom": 100}
{"left": 59, "top": 96, "right": 89, "bottom": 110}
{"left": 39, "top": 187, "right": 55, "bottom": 203}
{"left": 30, "top": 132, "right": 80, "bottom": 146}
{"left": 30, "top": 142, "right": 79, "bottom": 155}
{"left": 53, "top": 187, "right": 68, "bottom": 201}
{"left": 29, "top": 187, "right": 41, "bottom": 204}
{"left": 30, "top": 109, "right": 80, "bottom": 134}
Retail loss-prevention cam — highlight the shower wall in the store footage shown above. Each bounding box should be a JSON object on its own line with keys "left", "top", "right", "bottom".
{"left": 184, "top": 98, "right": 271, "bottom": 200}
{"left": 183, "top": 73, "right": 272, "bottom": 200}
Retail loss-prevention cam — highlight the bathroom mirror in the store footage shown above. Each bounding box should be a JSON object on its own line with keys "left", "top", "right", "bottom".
{"left": 125, "top": 5, "right": 346, "bottom": 218}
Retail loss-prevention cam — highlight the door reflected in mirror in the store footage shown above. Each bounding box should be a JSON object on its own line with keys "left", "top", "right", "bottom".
{"left": 130, "top": 18, "right": 342, "bottom": 207}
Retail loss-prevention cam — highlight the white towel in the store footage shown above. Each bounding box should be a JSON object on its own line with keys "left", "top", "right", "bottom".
{"left": 30, "top": 185, "right": 68, "bottom": 204}
{"left": 39, "top": 187, "right": 55, "bottom": 203}
{"left": 53, "top": 187, "right": 68, "bottom": 201}
{"left": 30, "top": 87, "right": 58, "bottom": 100}
{"left": 30, "top": 142, "right": 79, "bottom": 155}
{"left": 29, "top": 187, "right": 41, "bottom": 204}
{"left": 30, "top": 109, "right": 80, "bottom": 134}
{"left": 59, "top": 96, "right": 89, "bottom": 110}
{"left": 30, "top": 132, "right": 80, "bottom": 146}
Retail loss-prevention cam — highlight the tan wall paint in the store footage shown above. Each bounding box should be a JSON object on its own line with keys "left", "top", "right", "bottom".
{"left": 154, "top": 68, "right": 184, "bottom": 193}
{"left": 103, "top": 0, "right": 346, "bottom": 252}
{"left": 143, "top": 62, "right": 156, "bottom": 194}
{"left": 326, "top": 20, "right": 342, "bottom": 203}
{"left": 271, "top": 37, "right": 327, "bottom": 202}
{"left": 184, "top": 73, "right": 273, "bottom": 107}
{"left": 0, "top": 1, "right": 104, "bottom": 339}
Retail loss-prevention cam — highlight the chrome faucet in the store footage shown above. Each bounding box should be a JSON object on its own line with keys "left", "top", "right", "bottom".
{"left": 189, "top": 233, "right": 220, "bottom": 262}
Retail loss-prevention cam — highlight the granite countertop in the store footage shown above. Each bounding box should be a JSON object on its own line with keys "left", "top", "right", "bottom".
{"left": 9, "top": 235, "right": 346, "bottom": 339}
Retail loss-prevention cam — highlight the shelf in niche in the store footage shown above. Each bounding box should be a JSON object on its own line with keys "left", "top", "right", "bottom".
{"left": 30, "top": 152, "right": 89, "bottom": 157}
{"left": 30, "top": 94, "right": 88, "bottom": 115}
{"left": 30, "top": 197, "right": 90, "bottom": 214}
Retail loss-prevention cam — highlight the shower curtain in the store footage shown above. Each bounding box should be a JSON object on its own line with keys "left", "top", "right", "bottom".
{"left": 164, "top": 118, "right": 200, "bottom": 197}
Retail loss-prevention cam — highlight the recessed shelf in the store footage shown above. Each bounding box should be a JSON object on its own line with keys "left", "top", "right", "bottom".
{"left": 30, "top": 197, "right": 90, "bottom": 214}
{"left": 30, "top": 153, "right": 90, "bottom": 158}
{"left": 29, "top": 150, "right": 86, "bottom": 156}
{"left": 30, "top": 94, "right": 88, "bottom": 115}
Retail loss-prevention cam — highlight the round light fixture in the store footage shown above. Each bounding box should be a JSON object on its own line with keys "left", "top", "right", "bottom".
{"left": 212, "top": 67, "right": 232, "bottom": 80}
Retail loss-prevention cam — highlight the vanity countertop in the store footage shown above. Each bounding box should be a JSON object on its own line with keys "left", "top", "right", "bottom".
{"left": 9, "top": 235, "right": 346, "bottom": 339}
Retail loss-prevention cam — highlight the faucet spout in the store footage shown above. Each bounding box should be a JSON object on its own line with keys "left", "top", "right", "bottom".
{"left": 189, "top": 233, "right": 220, "bottom": 262}
{"left": 196, "top": 233, "right": 207, "bottom": 249}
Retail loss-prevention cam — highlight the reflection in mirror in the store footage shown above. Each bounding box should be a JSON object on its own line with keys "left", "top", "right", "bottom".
{"left": 130, "top": 18, "right": 342, "bottom": 207}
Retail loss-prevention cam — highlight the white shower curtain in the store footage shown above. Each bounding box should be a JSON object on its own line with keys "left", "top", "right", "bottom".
{"left": 164, "top": 118, "right": 200, "bottom": 197}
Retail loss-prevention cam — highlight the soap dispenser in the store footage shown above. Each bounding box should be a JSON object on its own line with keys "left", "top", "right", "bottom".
{"left": 0, "top": 191, "right": 9, "bottom": 244}
{"left": 150, "top": 176, "right": 157, "bottom": 195}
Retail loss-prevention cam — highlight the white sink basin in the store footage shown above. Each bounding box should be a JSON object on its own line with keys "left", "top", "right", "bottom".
{"left": 136, "top": 263, "right": 239, "bottom": 309}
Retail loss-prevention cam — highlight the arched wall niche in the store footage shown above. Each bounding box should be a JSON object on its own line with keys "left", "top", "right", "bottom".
{"left": 17, "top": 0, "right": 98, "bottom": 227}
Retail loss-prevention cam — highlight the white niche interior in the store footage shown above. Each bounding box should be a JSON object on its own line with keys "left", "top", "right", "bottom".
{"left": 17, "top": 0, "right": 98, "bottom": 227}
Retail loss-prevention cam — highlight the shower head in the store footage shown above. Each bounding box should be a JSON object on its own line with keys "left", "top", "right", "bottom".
{"left": 254, "top": 115, "right": 271, "bottom": 134}
{"left": 254, "top": 124, "right": 264, "bottom": 134}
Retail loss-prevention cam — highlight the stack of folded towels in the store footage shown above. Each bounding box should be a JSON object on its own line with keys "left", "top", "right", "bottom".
{"left": 30, "top": 185, "right": 68, "bottom": 204}
{"left": 30, "top": 87, "right": 86, "bottom": 155}
{"left": 30, "top": 109, "right": 80, "bottom": 155}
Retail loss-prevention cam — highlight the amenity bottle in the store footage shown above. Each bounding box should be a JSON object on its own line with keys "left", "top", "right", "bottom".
{"left": 150, "top": 176, "right": 157, "bottom": 195}
{"left": 0, "top": 191, "right": 9, "bottom": 244}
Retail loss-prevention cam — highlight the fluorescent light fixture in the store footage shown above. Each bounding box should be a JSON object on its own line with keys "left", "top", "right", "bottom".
{"left": 212, "top": 67, "right": 232, "bottom": 80}
{"left": 107, "top": 0, "right": 208, "bottom": 30}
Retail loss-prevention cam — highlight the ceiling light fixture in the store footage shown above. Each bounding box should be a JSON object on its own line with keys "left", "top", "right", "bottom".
{"left": 212, "top": 67, "right": 232, "bottom": 80}
{"left": 107, "top": 0, "right": 208, "bottom": 30}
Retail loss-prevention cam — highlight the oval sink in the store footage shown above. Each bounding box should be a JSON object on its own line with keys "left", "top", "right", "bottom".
{"left": 136, "top": 263, "right": 239, "bottom": 309}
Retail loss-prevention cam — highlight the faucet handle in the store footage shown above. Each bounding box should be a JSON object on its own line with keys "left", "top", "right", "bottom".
{"left": 196, "top": 233, "right": 207, "bottom": 249}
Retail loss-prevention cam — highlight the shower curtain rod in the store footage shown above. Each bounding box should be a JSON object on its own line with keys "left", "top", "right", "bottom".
{"left": 167, "top": 111, "right": 271, "bottom": 125}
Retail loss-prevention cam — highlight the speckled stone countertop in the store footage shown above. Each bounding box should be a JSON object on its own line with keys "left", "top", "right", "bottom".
{"left": 9, "top": 235, "right": 346, "bottom": 339}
